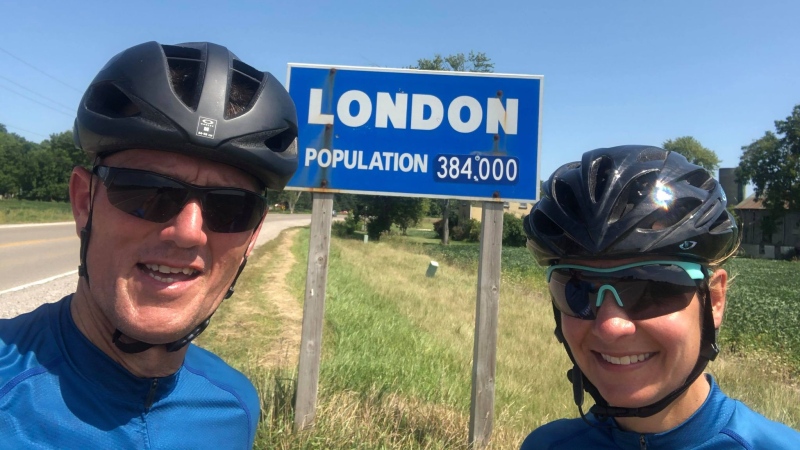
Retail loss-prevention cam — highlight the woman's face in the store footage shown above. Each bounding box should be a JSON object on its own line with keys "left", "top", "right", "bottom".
{"left": 560, "top": 258, "right": 727, "bottom": 409}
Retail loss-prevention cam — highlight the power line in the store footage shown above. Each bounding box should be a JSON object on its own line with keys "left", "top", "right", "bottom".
{"left": 0, "top": 47, "right": 82, "bottom": 93}
{"left": 0, "top": 84, "right": 74, "bottom": 117}
{"left": 0, "top": 75, "right": 75, "bottom": 112}
{"left": 0, "top": 123, "right": 49, "bottom": 139}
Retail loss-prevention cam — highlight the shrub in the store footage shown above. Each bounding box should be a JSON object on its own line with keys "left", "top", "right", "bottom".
{"left": 450, "top": 218, "right": 480, "bottom": 242}
{"left": 332, "top": 214, "right": 361, "bottom": 238}
{"left": 502, "top": 213, "right": 527, "bottom": 247}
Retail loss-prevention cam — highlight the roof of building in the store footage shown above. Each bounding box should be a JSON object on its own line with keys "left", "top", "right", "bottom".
{"left": 734, "top": 195, "right": 765, "bottom": 210}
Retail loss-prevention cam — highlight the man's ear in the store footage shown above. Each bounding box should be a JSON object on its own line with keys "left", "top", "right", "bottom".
{"left": 709, "top": 268, "right": 728, "bottom": 329}
{"left": 69, "top": 167, "right": 93, "bottom": 236}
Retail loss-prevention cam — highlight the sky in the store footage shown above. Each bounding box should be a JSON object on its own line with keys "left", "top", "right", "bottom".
{"left": 1, "top": 0, "right": 798, "bottom": 190}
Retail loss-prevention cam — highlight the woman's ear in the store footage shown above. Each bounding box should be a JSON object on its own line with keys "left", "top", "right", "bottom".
{"left": 69, "top": 167, "right": 93, "bottom": 235}
{"left": 709, "top": 269, "right": 728, "bottom": 329}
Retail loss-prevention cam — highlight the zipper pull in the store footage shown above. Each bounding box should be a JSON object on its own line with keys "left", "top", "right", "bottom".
{"left": 145, "top": 378, "right": 159, "bottom": 411}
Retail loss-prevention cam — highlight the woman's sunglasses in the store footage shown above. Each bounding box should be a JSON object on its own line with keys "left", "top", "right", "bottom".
{"left": 546, "top": 261, "right": 710, "bottom": 321}
{"left": 93, "top": 166, "right": 267, "bottom": 233}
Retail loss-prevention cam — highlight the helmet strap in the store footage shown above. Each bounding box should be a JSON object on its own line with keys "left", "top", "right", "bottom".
{"left": 78, "top": 162, "right": 100, "bottom": 287}
{"left": 110, "top": 215, "right": 264, "bottom": 354}
{"left": 112, "top": 315, "right": 213, "bottom": 354}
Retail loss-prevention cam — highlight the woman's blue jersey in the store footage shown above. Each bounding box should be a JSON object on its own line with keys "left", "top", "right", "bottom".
{"left": 521, "top": 375, "right": 800, "bottom": 449}
{"left": 0, "top": 295, "right": 260, "bottom": 449}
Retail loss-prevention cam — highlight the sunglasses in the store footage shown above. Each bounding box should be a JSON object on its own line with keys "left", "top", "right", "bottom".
{"left": 546, "top": 261, "right": 709, "bottom": 321}
{"left": 93, "top": 166, "right": 267, "bottom": 233}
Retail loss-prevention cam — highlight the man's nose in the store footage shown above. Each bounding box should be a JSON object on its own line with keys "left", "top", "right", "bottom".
{"left": 161, "top": 199, "right": 207, "bottom": 247}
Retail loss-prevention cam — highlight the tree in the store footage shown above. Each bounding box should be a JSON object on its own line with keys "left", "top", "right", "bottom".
{"left": 0, "top": 127, "right": 87, "bottom": 201}
{"left": 662, "top": 136, "right": 720, "bottom": 173}
{"left": 352, "top": 195, "right": 428, "bottom": 240}
{"left": 0, "top": 125, "right": 30, "bottom": 197}
{"left": 736, "top": 104, "right": 800, "bottom": 241}
{"left": 409, "top": 51, "right": 494, "bottom": 244}
{"left": 266, "top": 190, "right": 311, "bottom": 213}
{"left": 411, "top": 51, "right": 494, "bottom": 73}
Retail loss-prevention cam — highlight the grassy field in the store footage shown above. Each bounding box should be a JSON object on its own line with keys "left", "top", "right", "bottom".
{"left": 199, "top": 227, "right": 800, "bottom": 449}
{"left": 0, "top": 199, "right": 73, "bottom": 224}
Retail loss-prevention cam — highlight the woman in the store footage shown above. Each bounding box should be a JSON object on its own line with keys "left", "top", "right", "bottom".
{"left": 520, "top": 145, "right": 800, "bottom": 449}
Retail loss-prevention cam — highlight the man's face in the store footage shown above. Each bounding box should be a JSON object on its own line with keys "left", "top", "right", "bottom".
{"left": 79, "top": 149, "right": 262, "bottom": 344}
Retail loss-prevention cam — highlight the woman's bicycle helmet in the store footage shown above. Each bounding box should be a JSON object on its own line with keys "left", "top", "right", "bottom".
{"left": 523, "top": 145, "right": 739, "bottom": 421}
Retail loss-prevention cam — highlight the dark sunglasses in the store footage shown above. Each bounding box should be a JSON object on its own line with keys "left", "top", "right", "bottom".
{"left": 93, "top": 166, "right": 267, "bottom": 233}
{"left": 546, "top": 261, "right": 709, "bottom": 321}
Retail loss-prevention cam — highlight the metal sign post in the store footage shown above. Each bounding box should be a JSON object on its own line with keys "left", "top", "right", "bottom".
{"left": 286, "top": 65, "right": 542, "bottom": 445}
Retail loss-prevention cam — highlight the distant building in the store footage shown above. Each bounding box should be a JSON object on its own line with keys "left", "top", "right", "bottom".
{"left": 718, "top": 168, "right": 745, "bottom": 207}
{"left": 458, "top": 200, "right": 530, "bottom": 223}
{"left": 735, "top": 195, "right": 800, "bottom": 259}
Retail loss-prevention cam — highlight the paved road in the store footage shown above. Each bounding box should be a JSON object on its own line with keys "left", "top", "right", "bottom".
{"left": 0, "top": 223, "right": 79, "bottom": 293}
{"left": 0, "top": 214, "right": 311, "bottom": 316}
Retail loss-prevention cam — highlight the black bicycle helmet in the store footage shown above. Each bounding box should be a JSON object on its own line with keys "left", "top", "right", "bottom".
{"left": 524, "top": 145, "right": 739, "bottom": 421}
{"left": 73, "top": 41, "right": 298, "bottom": 190}
{"left": 524, "top": 145, "right": 738, "bottom": 266}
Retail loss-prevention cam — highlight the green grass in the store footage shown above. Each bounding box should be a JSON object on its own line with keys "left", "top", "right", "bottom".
{"left": 416, "top": 243, "right": 547, "bottom": 290}
{"left": 0, "top": 199, "right": 73, "bottom": 224}
{"left": 205, "top": 229, "right": 800, "bottom": 448}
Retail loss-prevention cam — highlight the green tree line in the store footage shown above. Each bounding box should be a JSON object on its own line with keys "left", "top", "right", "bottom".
{"left": 0, "top": 125, "right": 89, "bottom": 202}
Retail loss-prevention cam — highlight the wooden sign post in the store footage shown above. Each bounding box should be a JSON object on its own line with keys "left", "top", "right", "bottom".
{"left": 293, "top": 192, "right": 334, "bottom": 431}
{"left": 469, "top": 201, "right": 504, "bottom": 448}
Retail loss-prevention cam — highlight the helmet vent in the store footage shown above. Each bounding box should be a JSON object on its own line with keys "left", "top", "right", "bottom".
{"left": 167, "top": 58, "right": 202, "bottom": 110}
{"left": 162, "top": 44, "right": 202, "bottom": 61}
{"left": 265, "top": 129, "right": 297, "bottom": 154}
{"left": 163, "top": 45, "right": 204, "bottom": 111}
{"left": 229, "top": 127, "right": 298, "bottom": 155}
{"left": 589, "top": 156, "right": 614, "bottom": 203}
{"left": 637, "top": 147, "right": 667, "bottom": 162}
{"left": 638, "top": 197, "right": 702, "bottom": 230}
{"left": 709, "top": 208, "right": 733, "bottom": 233}
{"left": 532, "top": 210, "right": 564, "bottom": 237}
{"left": 608, "top": 171, "right": 658, "bottom": 224}
{"left": 85, "top": 83, "right": 140, "bottom": 118}
{"left": 226, "top": 66, "right": 261, "bottom": 119}
{"left": 679, "top": 169, "right": 715, "bottom": 192}
{"left": 232, "top": 59, "right": 264, "bottom": 84}
{"left": 554, "top": 179, "right": 583, "bottom": 223}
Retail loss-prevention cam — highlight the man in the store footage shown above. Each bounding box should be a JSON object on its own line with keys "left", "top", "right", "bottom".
{"left": 0, "top": 41, "right": 298, "bottom": 448}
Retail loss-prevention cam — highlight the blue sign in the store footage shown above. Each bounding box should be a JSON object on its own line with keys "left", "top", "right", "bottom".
{"left": 286, "top": 64, "right": 543, "bottom": 202}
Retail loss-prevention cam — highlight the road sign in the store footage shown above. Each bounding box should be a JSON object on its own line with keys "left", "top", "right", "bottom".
{"left": 286, "top": 64, "right": 543, "bottom": 202}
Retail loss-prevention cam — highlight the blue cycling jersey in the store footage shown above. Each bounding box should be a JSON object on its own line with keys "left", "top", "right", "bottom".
{"left": 520, "top": 375, "right": 800, "bottom": 449}
{"left": 0, "top": 295, "right": 260, "bottom": 449}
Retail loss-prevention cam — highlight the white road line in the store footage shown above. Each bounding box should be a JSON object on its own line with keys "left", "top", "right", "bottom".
{"left": 0, "top": 222, "right": 75, "bottom": 229}
{"left": 0, "top": 270, "right": 78, "bottom": 296}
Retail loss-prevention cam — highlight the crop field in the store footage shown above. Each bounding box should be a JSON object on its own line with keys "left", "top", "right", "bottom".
{"left": 721, "top": 258, "right": 800, "bottom": 367}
